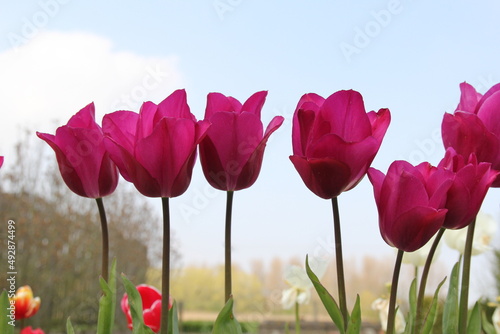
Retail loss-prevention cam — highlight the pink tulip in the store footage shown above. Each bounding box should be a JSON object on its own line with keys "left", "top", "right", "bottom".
{"left": 20, "top": 327, "right": 45, "bottom": 334}
{"left": 37, "top": 103, "right": 118, "bottom": 198}
{"left": 368, "top": 161, "right": 453, "bottom": 252}
{"left": 442, "top": 82, "right": 500, "bottom": 186}
{"left": 121, "top": 284, "right": 172, "bottom": 333}
{"left": 199, "top": 91, "right": 284, "bottom": 191}
{"left": 437, "top": 148, "right": 498, "bottom": 229}
{"left": 290, "top": 90, "right": 390, "bottom": 199}
{"left": 103, "top": 89, "right": 210, "bottom": 197}
{"left": 0, "top": 156, "right": 4, "bottom": 168}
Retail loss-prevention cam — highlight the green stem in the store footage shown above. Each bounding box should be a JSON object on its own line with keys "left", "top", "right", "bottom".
{"left": 95, "top": 198, "right": 109, "bottom": 282}
{"left": 160, "top": 197, "right": 171, "bottom": 334}
{"left": 225, "top": 191, "right": 234, "bottom": 302}
{"left": 387, "top": 250, "right": 404, "bottom": 334}
{"left": 295, "top": 302, "right": 301, "bottom": 334}
{"left": 331, "top": 197, "right": 348, "bottom": 325}
{"left": 414, "top": 228, "right": 445, "bottom": 333}
{"left": 458, "top": 218, "right": 476, "bottom": 334}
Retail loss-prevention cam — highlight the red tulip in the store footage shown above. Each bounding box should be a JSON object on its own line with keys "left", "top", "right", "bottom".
{"left": 103, "top": 89, "right": 210, "bottom": 197}
{"left": 368, "top": 161, "right": 453, "bottom": 252}
{"left": 37, "top": 103, "right": 119, "bottom": 198}
{"left": 290, "top": 90, "right": 390, "bottom": 199}
{"left": 442, "top": 82, "right": 500, "bottom": 186}
{"left": 121, "top": 284, "right": 172, "bottom": 333}
{"left": 20, "top": 327, "right": 45, "bottom": 334}
{"left": 11, "top": 286, "right": 41, "bottom": 320}
{"left": 438, "top": 148, "right": 498, "bottom": 229}
{"left": 199, "top": 91, "right": 284, "bottom": 191}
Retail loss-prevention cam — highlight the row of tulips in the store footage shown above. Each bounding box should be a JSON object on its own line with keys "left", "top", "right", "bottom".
{"left": 1, "top": 81, "right": 500, "bottom": 333}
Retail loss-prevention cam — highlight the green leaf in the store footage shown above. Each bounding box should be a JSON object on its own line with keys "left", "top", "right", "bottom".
{"left": 406, "top": 278, "right": 417, "bottom": 333}
{"left": 467, "top": 302, "right": 481, "bottom": 334}
{"left": 66, "top": 317, "right": 75, "bottom": 334}
{"left": 442, "top": 261, "right": 460, "bottom": 333}
{"left": 421, "top": 276, "right": 446, "bottom": 334}
{"left": 211, "top": 297, "right": 243, "bottom": 334}
{"left": 97, "top": 258, "right": 117, "bottom": 334}
{"left": 122, "top": 274, "right": 155, "bottom": 334}
{"left": 305, "top": 255, "right": 345, "bottom": 333}
{"left": 346, "top": 295, "right": 361, "bottom": 334}
{"left": 0, "top": 290, "right": 15, "bottom": 334}
{"left": 168, "top": 300, "right": 180, "bottom": 334}
{"left": 481, "top": 307, "right": 497, "bottom": 334}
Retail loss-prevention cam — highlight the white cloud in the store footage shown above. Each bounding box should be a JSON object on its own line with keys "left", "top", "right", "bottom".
{"left": 0, "top": 30, "right": 184, "bottom": 158}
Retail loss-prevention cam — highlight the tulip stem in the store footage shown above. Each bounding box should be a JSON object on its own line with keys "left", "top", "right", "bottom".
{"left": 95, "top": 197, "right": 109, "bottom": 282}
{"left": 160, "top": 197, "right": 171, "bottom": 334}
{"left": 387, "top": 249, "right": 404, "bottom": 334}
{"left": 295, "top": 302, "right": 301, "bottom": 334}
{"left": 225, "top": 191, "right": 234, "bottom": 303}
{"left": 458, "top": 217, "right": 476, "bottom": 334}
{"left": 331, "top": 197, "right": 348, "bottom": 325}
{"left": 414, "top": 228, "right": 445, "bottom": 334}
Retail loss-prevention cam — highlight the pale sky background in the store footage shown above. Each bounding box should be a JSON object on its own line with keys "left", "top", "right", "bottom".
{"left": 1, "top": 0, "right": 500, "bottom": 297}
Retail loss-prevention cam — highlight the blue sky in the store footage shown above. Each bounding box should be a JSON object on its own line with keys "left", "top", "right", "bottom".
{"left": 1, "top": 0, "right": 500, "bottom": 294}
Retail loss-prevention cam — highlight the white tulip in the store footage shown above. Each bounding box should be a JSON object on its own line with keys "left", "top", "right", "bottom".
{"left": 444, "top": 211, "right": 497, "bottom": 256}
{"left": 371, "top": 298, "right": 406, "bottom": 334}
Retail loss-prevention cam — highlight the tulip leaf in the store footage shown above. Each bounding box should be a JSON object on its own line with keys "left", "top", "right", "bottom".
{"left": 421, "top": 276, "right": 446, "bottom": 334}
{"left": 442, "top": 261, "right": 460, "bottom": 333}
{"left": 481, "top": 308, "right": 496, "bottom": 334}
{"left": 66, "top": 317, "right": 75, "bottom": 334}
{"left": 467, "top": 302, "right": 481, "bottom": 334}
{"left": 97, "top": 258, "right": 117, "bottom": 334}
{"left": 346, "top": 294, "right": 361, "bottom": 334}
{"left": 404, "top": 278, "right": 417, "bottom": 334}
{"left": 0, "top": 290, "right": 14, "bottom": 334}
{"left": 305, "top": 255, "right": 345, "bottom": 334}
{"left": 122, "top": 274, "right": 155, "bottom": 334}
{"left": 168, "top": 300, "right": 180, "bottom": 334}
{"left": 211, "top": 296, "right": 243, "bottom": 334}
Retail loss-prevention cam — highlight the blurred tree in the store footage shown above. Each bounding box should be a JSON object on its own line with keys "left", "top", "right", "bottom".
{"left": 0, "top": 131, "right": 174, "bottom": 332}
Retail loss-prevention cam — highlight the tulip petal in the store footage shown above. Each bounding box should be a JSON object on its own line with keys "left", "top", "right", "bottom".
{"left": 241, "top": 91, "right": 267, "bottom": 117}
{"left": 367, "top": 167, "right": 385, "bottom": 208}
{"left": 156, "top": 89, "right": 193, "bottom": 120}
{"left": 289, "top": 155, "right": 351, "bottom": 199}
{"left": 205, "top": 92, "right": 242, "bottom": 119}
{"left": 456, "top": 82, "right": 481, "bottom": 113}
{"left": 320, "top": 90, "right": 372, "bottom": 141}
{"left": 143, "top": 300, "right": 161, "bottom": 333}
{"left": 367, "top": 108, "right": 391, "bottom": 143}
{"left": 442, "top": 111, "right": 500, "bottom": 165}
{"left": 477, "top": 90, "right": 500, "bottom": 137}
{"left": 102, "top": 110, "right": 139, "bottom": 154}
{"left": 235, "top": 115, "right": 284, "bottom": 190}
{"left": 136, "top": 285, "right": 162, "bottom": 310}
{"left": 67, "top": 102, "right": 97, "bottom": 128}
{"left": 475, "top": 82, "right": 500, "bottom": 112}
{"left": 383, "top": 206, "right": 447, "bottom": 252}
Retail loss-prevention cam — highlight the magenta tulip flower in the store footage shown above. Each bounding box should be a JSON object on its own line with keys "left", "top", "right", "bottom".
{"left": 438, "top": 148, "right": 498, "bottom": 230}
{"left": 442, "top": 82, "right": 500, "bottom": 186}
{"left": 37, "top": 103, "right": 119, "bottom": 198}
{"left": 0, "top": 156, "right": 3, "bottom": 168}
{"left": 199, "top": 91, "right": 284, "bottom": 191}
{"left": 290, "top": 90, "right": 390, "bottom": 199}
{"left": 103, "top": 89, "right": 210, "bottom": 198}
{"left": 368, "top": 161, "right": 453, "bottom": 252}
{"left": 121, "top": 284, "right": 172, "bottom": 333}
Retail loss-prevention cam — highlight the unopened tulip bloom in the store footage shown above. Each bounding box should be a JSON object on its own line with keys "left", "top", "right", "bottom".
{"left": 20, "top": 327, "right": 45, "bottom": 334}
{"left": 103, "top": 89, "right": 210, "bottom": 197}
{"left": 438, "top": 148, "right": 498, "bottom": 229}
{"left": 37, "top": 103, "right": 119, "bottom": 198}
{"left": 444, "top": 211, "right": 497, "bottom": 255}
{"left": 442, "top": 82, "right": 500, "bottom": 186}
{"left": 368, "top": 161, "right": 453, "bottom": 252}
{"left": 12, "top": 286, "right": 40, "bottom": 320}
{"left": 290, "top": 90, "right": 390, "bottom": 199}
{"left": 199, "top": 91, "right": 284, "bottom": 191}
{"left": 121, "top": 284, "right": 172, "bottom": 333}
